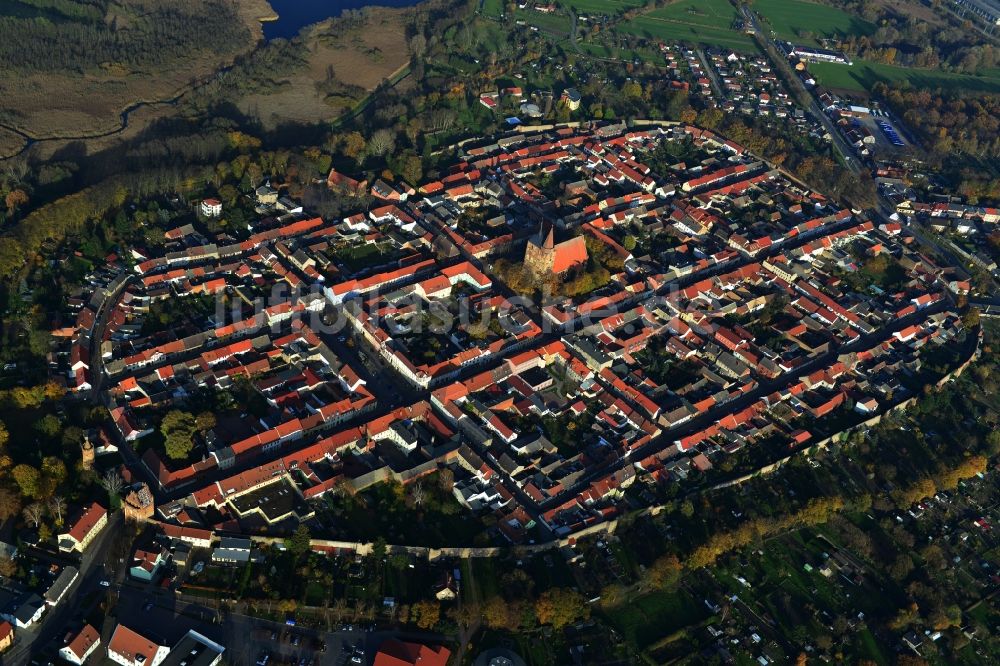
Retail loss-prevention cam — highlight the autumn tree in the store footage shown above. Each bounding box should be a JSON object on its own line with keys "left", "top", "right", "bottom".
{"left": 161, "top": 410, "right": 197, "bottom": 460}
{"left": 534, "top": 588, "right": 589, "bottom": 629}
{"left": 934, "top": 455, "right": 987, "bottom": 492}
{"left": 340, "top": 132, "right": 366, "bottom": 160}
{"left": 100, "top": 469, "right": 125, "bottom": 497}
{"left": 893, "top": 477, "right": 937, "bottom": 507}
{"left": 889, "top": 602, "right": 919, "bottom": 631}
{"left": 40, "top": 456, "right": 67, "bottom": 497}
{"left": 410, "top": 599, "right": 441, "bottom": 629}
{"left": 599, "top": 583, "right": 626, "bottom": 607}
{"left": 22, "top": 502, "right": 44, "bottom": 528}
{"left": 962, "top": 308, "right": 981, "bottom": 329}
{"left": 646, "top": 553, "right": 682, "bottom": 589}
{"left": 394, "top": 154, "right": 423, "bottom": 185}
{"left": 367, "top": 129, "right": 396, "bottom": 157}
{"left": 437, "top": 468, "right": 455, "bottom": 492}
{"left": 482, "top": 596, "right": 513, "bottom": 629}
{"left": 0, "top": 488, "right": 20, "bottom": 520}
{"left": 446, "top": 602, "right": 479, "bottom": 630}
{"left": 888, "top": 554, "right": 915, "bottom": 582}
{"left": 11, "top": 464, "right": 42, "bottom": 499}
{"left": 195, "top": 411, "right": 217, "bottom": 433}
{"left": 286, "top": 524, "right": 311, "bottom": 558}
{"left": 48, "top": 496, "right": 66, "bottom": 526}
{"left": 4, "top": 189, "right": 27, "bottom": 213}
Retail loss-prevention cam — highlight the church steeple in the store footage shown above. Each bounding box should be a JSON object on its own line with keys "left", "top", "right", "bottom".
{"left": 542, "top": 224, "right": 555, "bottom": 250}
{"left": 534, "top": 221, "right": 555, "bottom": 249}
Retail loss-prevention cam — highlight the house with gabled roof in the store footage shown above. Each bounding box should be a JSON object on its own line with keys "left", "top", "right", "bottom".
{"left": 58, "top": 502, "right": 107, "bottom": 553}
{"left": 59, "top": 624, "right": 101, "bottom": 665}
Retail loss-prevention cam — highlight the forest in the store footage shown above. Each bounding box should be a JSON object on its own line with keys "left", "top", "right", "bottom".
{"left": 824, "top": 0, "right": 999, "bottom": 73}
{"left": 875, "top": 82, "right": 1000, "bottom": 202}
{"left": 876, "top": 84, "right": 1000, "bottom": 158}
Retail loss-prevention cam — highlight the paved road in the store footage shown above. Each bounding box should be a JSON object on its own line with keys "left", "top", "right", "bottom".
{"left": 740, "top": 6, "right": 861, "bottom": 176}
{"left": 440, "top": 212, "right": 877, "bottom": 523}
{"left": 696, "top": 48, "right": 725, "bottom": 98}
{"left": 82, "top": 127, "right": 965, "bottom": 563}
{"left": 1, "top": 512, "right": 122, "bottom": 665}
{"left": 893, "top": 216, "right": 972, "bottom": 281}
{"left": 124, "top": 207, "right": 873, "bottom": 530}
{"left": 220, "top": 609, "right": 446, "bottom": 666}
{"left": 452, "top": 559, "right": 480, "bottom": 665}
{"left": 534, "top": 297, "right": 952, "bottom": 513}
{"left": 87, "top": 273, "right": 135, "bottom": 397}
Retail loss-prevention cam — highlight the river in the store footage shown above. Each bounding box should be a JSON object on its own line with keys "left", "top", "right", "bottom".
{"left": 262, "top": 0, "right": 422, "bottom": 40}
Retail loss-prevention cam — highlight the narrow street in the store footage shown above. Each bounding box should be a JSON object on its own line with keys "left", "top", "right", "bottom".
{"left": 534, "top": 297, "right": 954, "bottom": 513}
{"left": 696, "top": 48, "right": 725, "bottom": 98}
{"left": 452, "top": 560, "right": 481, "bottom": 665}
{"left": 87, "top": 273, "right": 135, "bottom": 397}
{"left": 1, "top": 512, "right": 122, "bottom": 665}
{"left": 739, "top": 5, "right": 861, "bottom": 175}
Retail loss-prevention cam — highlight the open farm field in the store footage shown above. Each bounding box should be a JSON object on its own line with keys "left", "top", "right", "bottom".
{"left": 621, "top": 0, "right": 758, "bottom": 52}
{"left": 754, "top": 0, "right": 876, "bottom": 44}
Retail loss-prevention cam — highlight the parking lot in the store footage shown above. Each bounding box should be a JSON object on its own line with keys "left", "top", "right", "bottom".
{"left": 242, "top": 625, "right": 341, "bottom": 666}
{"left": 223, "top": 612, "right": 417, "bottom": 666}
{"left": 109, "top": 584, "right": 379, "bottom": 666}
{"left": 856, "top": 114, "right": 913, "bottom": 158}
{"left": 108, "top": 580, "right": 449, "bottom": 666}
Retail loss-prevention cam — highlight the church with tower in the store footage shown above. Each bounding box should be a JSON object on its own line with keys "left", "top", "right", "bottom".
{"left": 523, "top": 223, "right": 588, "bottom": 278}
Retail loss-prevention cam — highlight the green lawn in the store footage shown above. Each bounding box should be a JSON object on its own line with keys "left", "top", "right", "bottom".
{"left": 576, "top": 41, "right": 665, "bottom": 64}
{"left": 621, "top": 17, "right": 758, "bottom": 53}
{"left": 333, "top": 242, "right": 397, "bottom": 272}
{"left": 564, "top": 0, "right": 645, "bottom": 14}
{"left": 330, "top": 477, "right": 485, "bottom": 547}
{"left": 753, "top": 0, "right": 875, "bottom": 44}
{"left": 522, "top": 552, "right": 577, "bottom": 590}
{"left": 304, "top": 580, "right": 327, "bottom": 605}
{"left": 482, "top": 0, "right": 504, "bottom": 18}
{"left": 854, "top": 628, "right": 890, "bottom": 666}
{"left": 603, "top": 588, "right": 709, "bottom": 648}
{"left": 619, "top": 0, "right": 757, "bottom": 52}
{"left": 524, "top": 10, "right": 573, "bottom": 36}
{"left": 459, "top": 558, "right": 508, "bottom": 603}
{"left": 383, "top": 560, "right": 434, "bottom": 603}
{"left": 647, "top": 0, "right": 740, "bottom": 27}
{"left": 808, "top": 59, "right": 1000, "bottom": 94}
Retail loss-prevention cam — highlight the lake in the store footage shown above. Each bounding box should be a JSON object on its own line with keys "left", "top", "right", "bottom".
{"left": 262, "top": 0, "right": 422, "bottom": 40}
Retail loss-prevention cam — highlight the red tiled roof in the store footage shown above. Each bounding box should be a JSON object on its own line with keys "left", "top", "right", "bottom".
{"left": 159, "top": 523, "right": 213, "bottom": 544}
{"left": 108, "top": 624, "right": 164, "bottom": 663}
{"left": 373, "top": 640, "right": 451, "bottom": 666}
{"left": 66, "top": 502, "right": 106, "bottom": 543}
{"left": 552, "top": 236, "right": 588, "bottom": 274}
